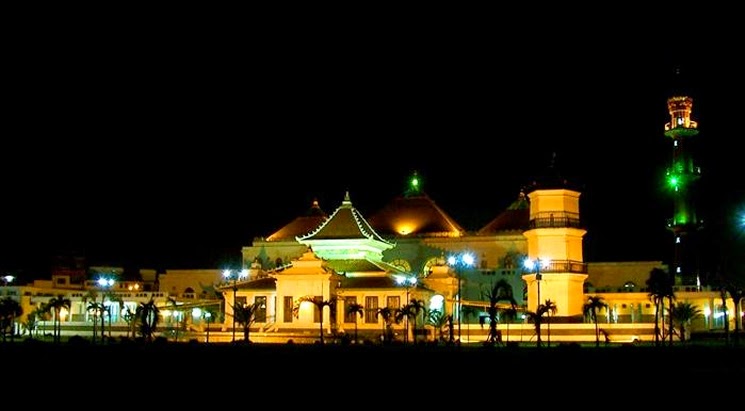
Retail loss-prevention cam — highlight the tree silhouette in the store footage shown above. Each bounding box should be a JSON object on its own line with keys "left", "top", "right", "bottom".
{"left": 669, "top": 301, "right": 702, "bottom": 343}
{"left": 647, "top": 267, "right": 674, "bottom": 346}
{"left": 233, "top": 301, "right": 262, "bottom": 343}
{"left": 583, "top": 296, "right": 608, "bottom": 347}
{"left": 294, "top": 296, "right": 335, "bottom": 344}
{"left": 46, "top": 295, "right": 71, "bottom": 344}
{"left": 346, "top": 302, "right": 364, "bottom": 344}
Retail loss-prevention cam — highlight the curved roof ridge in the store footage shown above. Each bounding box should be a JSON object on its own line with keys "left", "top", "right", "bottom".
{"left": 297, "top": 192, "right": 393, "bottom": 245}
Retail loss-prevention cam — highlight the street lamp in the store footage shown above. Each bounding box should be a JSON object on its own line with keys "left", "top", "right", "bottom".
{"left": 1, "top": 275, "right": 14, "bottom": 287}
{"left": 223, "top": 268, "right": 248, "bottom": 343}
{"left": 448, "top": 252, "right": 474, "bottom": 343}
{"left": 204, "top": 311, "right": 212, "bottom": 343}
{"left": 395, "top": 275, "right": 417, "bottom": 343}
{"left": 523, "top": 257, "right": 550, "bottom": 347}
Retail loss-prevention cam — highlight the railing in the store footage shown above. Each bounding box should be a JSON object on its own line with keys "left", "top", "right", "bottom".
{"left": 525, "top": 259, "right": 587, "bottom": 274}
{"left": 528, "top": 212, "right": 581, "bottom": 229}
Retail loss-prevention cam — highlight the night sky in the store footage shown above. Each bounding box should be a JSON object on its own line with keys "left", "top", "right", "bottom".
{"left": 2, "top": 15, "right": 742, "bottom": 280}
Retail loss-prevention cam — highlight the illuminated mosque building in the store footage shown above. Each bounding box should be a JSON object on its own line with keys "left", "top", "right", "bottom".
{"left": 1, "top": 93, "right": 741, "bottom": 344}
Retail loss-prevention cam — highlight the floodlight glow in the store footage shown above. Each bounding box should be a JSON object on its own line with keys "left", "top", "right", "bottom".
{"left": 462, "top": 253, "right": 475, "bottom": 266}
{"left": 447, "top": 256, "right": 456, "bottom": 265}
{"left": 429, "top": 295, "right": 444, "bottom": 311}
{"left": 192, "top": 308, "right": 202, "bottom": 318}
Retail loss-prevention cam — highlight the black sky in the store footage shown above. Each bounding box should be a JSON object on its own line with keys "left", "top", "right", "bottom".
{"left": 2, "top": 13, "right": 743, "bottom": 279}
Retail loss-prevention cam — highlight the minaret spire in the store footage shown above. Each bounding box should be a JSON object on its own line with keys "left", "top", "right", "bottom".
{"left": 664, "top": 90, "right": 702, "bottom": 286}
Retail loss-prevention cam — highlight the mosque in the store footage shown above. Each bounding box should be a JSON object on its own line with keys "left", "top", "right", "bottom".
{"left": 1, "top": 94, "right": 741, "bottom": 345}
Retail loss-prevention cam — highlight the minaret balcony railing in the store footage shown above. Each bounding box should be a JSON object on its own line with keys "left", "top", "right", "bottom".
{"left": 528, "top": 211, "right": 581, "bottom": 229}
{"left": 665, "top": 120, "right": 698, "bottom": 131}
{"left": 524, "top": 259, "right": 587, "bottom": 274}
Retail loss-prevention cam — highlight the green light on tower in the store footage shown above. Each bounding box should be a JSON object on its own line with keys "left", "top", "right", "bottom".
{"left": 405, "top": 171, "right": 422, "bottom": 197}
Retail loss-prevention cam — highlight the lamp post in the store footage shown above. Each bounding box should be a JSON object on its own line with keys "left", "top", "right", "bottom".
{"left": 204, "top": 311, "right": 212, "bottom": 343}
{"left": 395, "top": 275, "right": 417, "bottom": 343}
{"left": 448, "top": 252, "right": 474, "bottom": 343}
{"left": 223, "top": 268, "right": 248, "bottom": 343}
{"left": 523, "top": 258, "right": 550, "bottom": 347}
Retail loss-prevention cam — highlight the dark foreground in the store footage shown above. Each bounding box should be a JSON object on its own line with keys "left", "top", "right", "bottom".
{"left": 3, "top": 340, "right": 743, "bottom": 403}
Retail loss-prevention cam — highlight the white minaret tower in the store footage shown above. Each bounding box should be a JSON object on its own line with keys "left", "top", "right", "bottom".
{"left": 521, "top": 171, "right": 588, "bottom": 318}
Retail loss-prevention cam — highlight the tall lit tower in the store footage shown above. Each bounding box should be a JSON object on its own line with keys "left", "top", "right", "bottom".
{"left": 521, "top": 158, "right": 588, "bottom": 317}
{"left": 664, "top": 95, "right": 702, "bottom": 286}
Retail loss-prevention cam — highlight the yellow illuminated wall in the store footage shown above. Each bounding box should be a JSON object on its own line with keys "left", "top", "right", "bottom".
{"left": 523, "top": 188, "right": 587, "bottom": 316}
{"left": 528, "top": 189, "right": 581, "bottom": 216}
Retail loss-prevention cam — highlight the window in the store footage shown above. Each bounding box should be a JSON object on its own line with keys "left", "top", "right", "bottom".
{"left": 283, "top": 296, "right": 293, "bottom": 322}
{"left": 387, "top": 296, "right": 400, "bottom": 309}
{"left": 344, "top": 296, "right": 358, "bottom": 323}
{"left": 56, "top": 278, "right": 66, "bottom": 285}
{"left": 365, "top": 296, "right": 378, "bottom": 324}
{"left": 255, "top": 296, "right": 267, "bottom": 322}
{"left": 236, "top": 297, "right": 247, "bottom": 308}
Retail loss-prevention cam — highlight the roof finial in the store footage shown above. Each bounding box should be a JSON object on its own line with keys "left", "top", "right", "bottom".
{"left": 343, "top": 190, "right": 352, "bottom": 206}
{"left": 405, "top": 170, "right": 423, "bottom": 197}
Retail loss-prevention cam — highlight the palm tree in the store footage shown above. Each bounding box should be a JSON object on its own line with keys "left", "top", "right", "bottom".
{"left": 83, "top": 290, "right": 99, "bottom": 343}
{"left": 375, "top": 306, "right": 395, "bottom": 343}
{"left": 669, "top": 301, "right": 702, "bottom": 343}
{"left": 583, "top": 296, "right": 608, "bottom": 347}
{"left": 541, "top": 299, "right": 557, "bottom": 347}
{"left": 233, "top": 301, "right": 262, "bottom": 343}
{"left": 427, "top": 309, "right": 449, "bottom": 343}
{"left": 106, "top": 293, "right": 124, "bottom": 339}
{"left": 408, "top": 299, "right": 426, "bottom": 343}
{"left": 482, "top": 279, "right": 517, "bottom": 346}
{"left": 31, "top": 305, "right": 50, "bottom": 338}
{"left": 500, "top": 306, "right": 518, "bottom": 342}
{"left": 294, "top": 296, "right": 335, "bottom": 344}
{"left": 725, "top": 285, "right": 744, "bottom": 347}
{"left": 86, "top": 300, "right": 103, "bottom": 343}
{"left": 646, "top": 267, "right": 673, "bottom": 346}
{"left": 167, "top": 297, "right": 182, "bottom": 342}
{"left": 461, "top": 305, "right": 478, "bottom": 344}
{"left": 122, "top": 306, "right": 136, "bottom": 339}
{"left": 136, "top": 297, "right": 161, "bottom": 342}
{"left": 526, "top": 310, "right": 542, "bottom": 347}
{"left": 346, "top": 302, "right": 364, "bottom": 344}
{"left": 0, "top": 297, "right": 23, "bottom": 343}
{"left": 46, "top": 295, "right": 71, "bottom": 344}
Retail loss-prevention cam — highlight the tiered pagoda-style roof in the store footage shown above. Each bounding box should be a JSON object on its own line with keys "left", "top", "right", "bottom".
{"left": 297, "top": 192, "right": 393, "bottom": 260}
{"left": 266, "top": 199, "right": 328, "bottom": 242}
{"left": 297, "top": 192, "right": 391, "bottom": 244}
{"left": 367, "top": 172, "right": 464, "bottom": 238}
